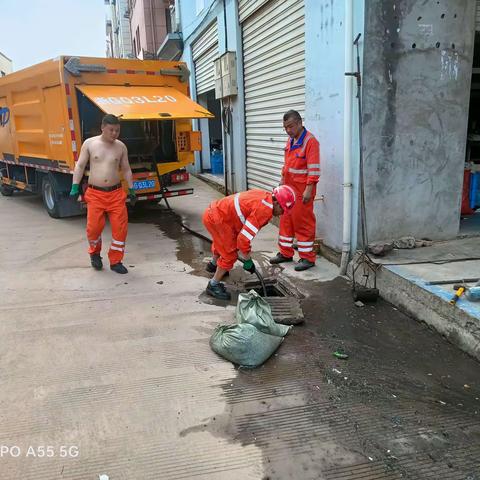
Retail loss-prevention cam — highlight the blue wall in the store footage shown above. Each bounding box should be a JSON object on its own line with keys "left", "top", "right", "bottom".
{"left": 305, "top": 0, "right": 365, "bottom": 251}
{"left": 181, "top": 0, "right": 367, "bottom": 251}
{"left": 180, "top": 0, "right": 247, "bottom": 193}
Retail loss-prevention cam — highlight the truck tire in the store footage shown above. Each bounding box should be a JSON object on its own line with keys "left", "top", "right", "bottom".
{"left": 0, "top": 184, "right": 14, "bottom": 196}
{"left": 42, "top": 176, "right": 60, "bottom": 218}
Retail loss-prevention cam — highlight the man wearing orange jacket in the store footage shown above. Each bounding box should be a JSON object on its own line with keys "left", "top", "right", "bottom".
{"left": 202, "top": 186, "right": 296, "bottom": 300}
{"left": 270, "top": 110, "right": 320, "bottom": 271}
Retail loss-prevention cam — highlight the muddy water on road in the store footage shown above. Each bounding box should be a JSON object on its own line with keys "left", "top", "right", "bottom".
{"left": 131, "top": 206, "right": 480, "bottom": 478}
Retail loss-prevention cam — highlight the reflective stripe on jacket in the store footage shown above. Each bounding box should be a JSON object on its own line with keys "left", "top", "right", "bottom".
{"left": 281, "top": 129, "right": 320, "bottom": 186}
{"left": 208, "top": 189, "right": 274, "bottom": 255}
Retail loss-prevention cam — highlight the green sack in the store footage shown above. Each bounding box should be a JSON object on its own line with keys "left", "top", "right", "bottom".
{"left": 210, "top": 323, "right": 283, "bottom": 368}
{"left": 236, "top": 290, "right": 291, "bottom": 337}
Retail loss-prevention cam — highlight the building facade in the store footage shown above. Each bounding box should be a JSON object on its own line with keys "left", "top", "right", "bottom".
{"left": 105, "top": 0, "right": 134, "bottom": 58}
{"left": 171, "top": 0, "right": 480, "bottom": 259}
{"left": 0, "top": 52, "right": 12, "bottom": 76}
{"left": 127, "top": 0, "right": 172, "bottom": 59}
{"left": 177, "top": 0, "right": 364, "bottom": 255}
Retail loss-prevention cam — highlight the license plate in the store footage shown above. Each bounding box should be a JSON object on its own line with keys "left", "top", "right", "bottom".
{"left": 133, "top": 179, "right": 156, "bottom": 190}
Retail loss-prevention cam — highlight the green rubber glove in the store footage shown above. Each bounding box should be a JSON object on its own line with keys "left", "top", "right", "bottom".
{"left": 128, "top": 188, "right": 137, "bottom": 206}
{"left": 69, "top": 183, "right": 80, "bottom": 200}
{"left": 243, "top": 258, "right": 256, "bottom": 274}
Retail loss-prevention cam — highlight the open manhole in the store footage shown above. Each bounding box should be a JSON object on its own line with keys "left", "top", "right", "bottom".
{"left": 243, "top": 277, "right": 304, "bottom": 325}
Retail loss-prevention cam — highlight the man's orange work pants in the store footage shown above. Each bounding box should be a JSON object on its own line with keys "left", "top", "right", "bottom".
{"left": 84, "top": 187, "right": 128, "bottom": 265}
{"left": 202, "top": 207, "right": 238, "bottom": 271}
{"left": 278, "top": 183, "right": 316, "bottom": 263}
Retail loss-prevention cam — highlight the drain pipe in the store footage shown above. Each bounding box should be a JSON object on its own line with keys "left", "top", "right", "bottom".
{"left": 339, "top": 0, "right": 354, "bottom": 275}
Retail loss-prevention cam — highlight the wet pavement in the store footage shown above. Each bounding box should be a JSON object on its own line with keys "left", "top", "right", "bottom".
{"left": 136, "top": 204, "right": 480, "bottom": 479}
{"left": 1, "top": 186, "right": 479, "bottom": 479}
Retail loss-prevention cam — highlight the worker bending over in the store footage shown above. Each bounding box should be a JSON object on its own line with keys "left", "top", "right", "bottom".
{"left": 202, "top": 186, "right": 296, "bottom": 300}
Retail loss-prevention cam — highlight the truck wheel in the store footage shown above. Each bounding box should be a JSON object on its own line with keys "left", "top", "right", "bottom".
{"left": 42, "top": 177, "right": 60, "bottom": 218}
{"left": 0, "top": 184, "right": 14, "bottom": 196}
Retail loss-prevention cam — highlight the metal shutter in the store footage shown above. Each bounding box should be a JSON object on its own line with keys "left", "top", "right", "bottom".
{"left": 192, "top": 22, "right": 218, "bottom": 95}
{"left": 238, "top": 0, "right": 269, "bottom": 23}
{"left": 477, "top": 0, "right": 480, "bottom": 31}
{"left": 242, "top": 0, "right": 305, "bottom": 190}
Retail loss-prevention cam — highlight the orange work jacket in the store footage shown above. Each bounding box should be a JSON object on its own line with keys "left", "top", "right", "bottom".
{"left": 282, "top": 128, "right": 320, "bottom": 188}
{"left": 209, "top": 189, "right": 274, "bottom": 255}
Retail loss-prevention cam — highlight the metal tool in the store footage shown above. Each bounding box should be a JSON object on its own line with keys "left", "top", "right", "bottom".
{"left": 449, "top": 287, "right": 465, "bottom": 305}
{"left": 426, "top": 278, "right": 479, "bottom": 286}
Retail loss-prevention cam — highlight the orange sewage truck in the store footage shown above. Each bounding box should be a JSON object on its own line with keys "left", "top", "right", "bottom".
{"left": 0, "top": 56, "right": 212, "bottom": 217}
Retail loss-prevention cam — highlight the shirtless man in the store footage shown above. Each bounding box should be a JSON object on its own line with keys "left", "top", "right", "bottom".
{"left": 69, "top": 114, "right": 136, "bottom": 274}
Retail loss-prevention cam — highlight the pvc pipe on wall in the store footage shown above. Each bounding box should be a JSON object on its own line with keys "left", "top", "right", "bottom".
{"left": 339, "top": 0, "right": 354, "bottom": 275}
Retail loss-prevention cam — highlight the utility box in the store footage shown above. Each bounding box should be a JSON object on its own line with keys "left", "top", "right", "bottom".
{"left": 214, "top": 51, "right": 238, "bottom": 99}
{"left": 214, "top": 77, "right": 223, "bottom": 100}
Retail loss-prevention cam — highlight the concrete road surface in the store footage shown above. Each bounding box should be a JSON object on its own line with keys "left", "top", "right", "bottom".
{"left": 0, "top": 178, "right": 479, "bottom": 479}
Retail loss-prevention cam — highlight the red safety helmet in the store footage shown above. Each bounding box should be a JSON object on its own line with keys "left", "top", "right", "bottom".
{"left": 273, "top": 185, "right": 296, "bottom": 213}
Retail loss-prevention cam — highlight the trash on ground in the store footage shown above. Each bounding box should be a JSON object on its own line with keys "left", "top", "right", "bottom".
{"left": 354, "top": 300, "right": 365, "bottom": 308}
{"left": 333, "top": 350, "right": 349, "bottom": 360}
{"left": 466, "top": 286, "right": 480, "bottom": 301}
{"left": 369, "top": 236, "right": 433, "bottom": 256}
{"left": 210, "top": 324, "right": 283, "bottom": 368}
{"left": 236, "top": 290, "right": 291, "bottom": 337}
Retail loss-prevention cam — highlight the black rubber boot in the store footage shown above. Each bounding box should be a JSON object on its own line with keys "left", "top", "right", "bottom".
{"left": 90, "top": 254, "right": 103, "bottom": 271}
{"left": 206, "top": 281, "right": 231, "bottom": 300}
{"left": 110, "top": 262, "right": 128, "bottom": 274}
{"left": 294, "top": 259, "right": 315, "bottom": 271}
{"left": 269, "top": 252, "right": 293, "bottom": 265}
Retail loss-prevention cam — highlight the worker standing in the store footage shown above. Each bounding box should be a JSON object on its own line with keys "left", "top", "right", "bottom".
{"left": 203, "top": 186, "right": 296, "bottom": 300}
{"left": 70, "top": 114, "right": 137, "bottom": 274}
{"left": 270, "top": 110, "right": 320, "bottom": 271}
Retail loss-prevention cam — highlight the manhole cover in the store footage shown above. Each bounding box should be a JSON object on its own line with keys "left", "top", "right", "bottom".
{"left": 243, "top": 277, "right": 304, "bottom": 325}
{"left": 265, "top": 296, "right": 304, "bottom": 325}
